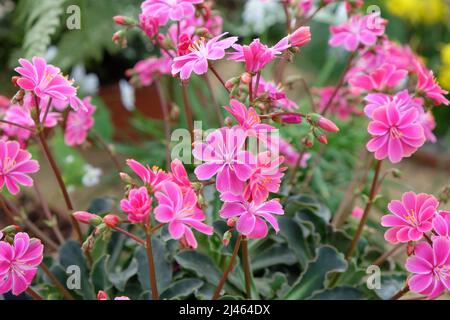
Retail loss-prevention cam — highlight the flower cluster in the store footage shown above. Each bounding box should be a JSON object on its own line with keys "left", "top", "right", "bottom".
{"left": 381, "top": 191, "right": 450, "bottom": 298}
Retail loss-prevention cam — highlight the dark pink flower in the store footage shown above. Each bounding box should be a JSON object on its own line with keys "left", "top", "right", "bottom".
{"left": 126, "top": 159, "right": 170, "bottom": 192}
{"left": 0, "top": 232, "right": 44, "bottom": 296}
{"left": 64, "top": 97, "right": 96, "bottom": 147}
{"left": 120, "top": 186, "right": 152, "bottom": 224}
{"left": 220, "top": 196, "right": 284, "bottom": 238}
{"left": 415, "top": 61, "right": 449, "bottom": 106}
{"left": 433, "top": 211, "right": 450, "bottom": 239}
{"left": 366, "top": 101, "right": 425, "bottom": 163}
{"left": 170, "top": 159, "right": 192, "bottom": 192}
{"left": 172, "top": 33, "right": 238, "bottom": 80}
{"left": 154, "top": 181, "right": 213, "bottom": 248}
{"left": 0, "top": 140, "right": 39, "bottom": 195}
{"left": 382, "top": 191, "right": 438, "bottom": 244}
{"left": 139, "top": 14, "right": 159, "bottom": 39}
{"left": 193, "top": 127, "right": 254, "bottom": 195}
{"left": 405, "top": 237, "right": 450, "bottom": 299}
{"left": 349, "top": 63, "right": 407, "bottom": 92}
{"left": 290, "top": 26, "right": 311, "bottom": 48}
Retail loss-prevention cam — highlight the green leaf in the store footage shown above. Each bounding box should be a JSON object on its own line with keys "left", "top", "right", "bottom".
{"left": 283, "top": 246, "right": 348, "bottom": 300}
{"left": 108, "top": 258, "right": 138, "bottom": 292}
{"left": 252, "top": 244, "right": 297, "bottom": 271}
{"left": 134, "top": 238, "right": 172, "bottom": 298}
{"left": 90, "top": 255, "right": 110, "bottom": 292}
{"left": 59, "top": 240, "right": 95, "bottom": 300}
{"left": 310, "top": 286, "right": 363, "bottom": 300}
{"left": 374, "top": 273, "right": 406, "bottom": 300}
{"left": 160, "top": 278, "right": 204, "bottom": 300}
{"left": 174, "top": 251, "right": 222, "bottom": 285}
{"left": 87, "top": 197, "right": 116, "bottom": 215}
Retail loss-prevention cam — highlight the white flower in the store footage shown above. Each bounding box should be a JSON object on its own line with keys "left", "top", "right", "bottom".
{"left": 82, "top": 164, "right": 102, "bottom": 187}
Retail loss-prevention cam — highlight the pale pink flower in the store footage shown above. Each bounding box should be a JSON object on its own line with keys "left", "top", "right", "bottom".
{"left": 329, "top": 14, "right": 386, "bottom": 51}
{"left": 229, "top": 37, "right": 290, "bottom": 73}
{"left": 349, "top": 64, "right": 407, "bottom": 92}
{"left": 130, "top": 56, "right": 172, "bottom": 87}
{"left": 172, "top": 33, "right": 238, "bottom": 80}
{"left": 381, "top": 192, "right": 438, "bottom": 244}
{"left": 141, "top": 0, "right": 203, "bottom": 25}
{"left": 64, "top": 97, "right": 96, "bottom": 147}
{"left": 405, "top": 237, "right": 450, "bottom": 299}
{"left": 14, "top": 57, "right": 77, "bottom": 102}
{"left": 120, "top": 187, "right": 152, "bottom": 224}
{"left": 154, "top": 181, "right": 213, "bottom": 248}
{"left": 415, "top": 62, "right": 449, "bottom": 106}
{"left": 126, "top": 159, "right": 170, "bottom": 192}
{"left": 0, "top": 232, "right": 44, "bottom": 296}
{"left": 433, "top": 211, "right": 450, "bottom": 239}
{"left": 256, "top": 78, "right": 299, "bottom": 110}
{"left": 220, "top": 196, "right": 284, "bottom": 238}
{"left": 193, "top": 127, "right": 254, "bottom": 195}
{"left": 244, "top": 151, "right": 285, "bottom": 204}
{"left": 0, "top": 140, "right": 39, "bottom": 195}
{"left": 366, "top": 102, "right": 425, "bottom": 163}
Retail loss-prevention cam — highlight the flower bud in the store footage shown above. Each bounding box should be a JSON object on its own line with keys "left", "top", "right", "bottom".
{"left": 227, "top": 218, "right": 237, "bottom": 227}
{"left": 119, "top": 172, "right": 134, "bottom": 184}
{"left": 272, "top": 112, "right": 302, "bottom": 124}
{"left": 222, "top": 230, "right": 232, "bottom": 246}
{"left": 97, "top": 290, "right": 108, "bottom": 300}
{"left": 113, "top": 16, "right": 136, "bottom": 26}
{"left": 11, "top": 76, "right": 20, "bottom": 87}
{"left": 317, "top": 116, "right": 339, "bottom": 133}
{"left": 407, "top": 242, "right": 415, "bottom": 256}
{"left": 240, "top": 72, "right": 252, "bottom": 85}
{"left": 316, "top": 134, "right": 328, "bottom": 144}
{"left": 302, "top": 133, "right": 314, "bottom": 148}
{"left": 225, "top": 116, "right": 234, "bottom": 127}
{"left": 290, "top": 26, "right": 312, "bottom": 48}
{"left": 103, "top": 214, "right": 120, "bottom": 228}
{"left": 73, "top": 211, "right": 102, "bottom": 226}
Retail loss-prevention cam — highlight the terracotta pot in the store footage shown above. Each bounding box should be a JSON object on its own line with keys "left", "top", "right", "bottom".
{"left": 98, "top": 83, "right": 163, "bottom": 141}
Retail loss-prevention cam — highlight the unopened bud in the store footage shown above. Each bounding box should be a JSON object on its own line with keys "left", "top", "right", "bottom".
{"left": 407, "top": 242, "right": 415, "bottom": 256}
{"left": 222, "top": 230, "right": 232, "bottom": 246}
{"left": 240, "top": 73, "right": 252, "bottom": 85}
{"left": 11, "top": 76, "right": 20, "bottom": 87}
{"left": 103, "top": 214, "right": 120, "bottom": 228}
{"left": 73, "top": 211, "right": 102, "bottom": 226}
{"left": 316, "top": 134, "right": 328, "bottom": 144}
{"left": 113, "top": 15, "right": 136, "bottom": 27}
{"left": 120, "top": 172, "right": 133, "bottom": 184}
{"left": 224, "top": 116, "right": 234, "bottom": 127}
{"left": 227, "top": 218, "right": 237, "bottom": 227}
{"left": 97, "top": 290, "right": 108, "bottom": 300}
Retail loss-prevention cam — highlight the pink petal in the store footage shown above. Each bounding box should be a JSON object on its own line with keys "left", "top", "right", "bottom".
{"left": 236, "top": 213, "right": 256, "bottom": 235}
{"left": 405, "top": 256, "right": 432, "bottom": 274}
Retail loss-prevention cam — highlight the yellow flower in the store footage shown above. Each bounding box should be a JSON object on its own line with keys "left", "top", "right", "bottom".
{"left": 385, "top": 0, "right": 447, "bottom": 25}
{"left": 439, "top": 65, "right": 450, "bottom": 90}
{"left": 441, "top": 44, "right": 450, "bottom": 66}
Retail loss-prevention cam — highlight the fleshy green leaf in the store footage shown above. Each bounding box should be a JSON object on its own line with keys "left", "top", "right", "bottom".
{"left": 174, "top": 251, "right": 222, "bottom": 285}
{"left": 160, "top": 278, "right": 204, "bottom": 300}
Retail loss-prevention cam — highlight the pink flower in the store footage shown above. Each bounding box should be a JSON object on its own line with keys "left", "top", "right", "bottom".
{"left": 244, "top": 152, "right": 285, "bottom": 204}
{"left": 0, "top": 232, "right": 44, "bottom": 296}
{"left": 329, "top": 14, "right": 386, "bottom": 51}
{"left": 277, "top": 138, "right": 311, "bottom": 167}
{"left": 0, "top": 140, "right": 39, "bottom": 195}
{"left": 97, "top": 290, "right": 131, "bottom": 300}
{"left": 290, "top": 26, "right": 311, "bottom": 48}
{"left": 220, "top": 197, "right": 284, "bottom": 238}
{"left": 352, "top": 207, "right": 364, "bottom": 219}
{"left": 120, "top": 187, "right": 152, "bottom": 224}
{"left": 64, "top": 97, "right": 96, "bottom": 147}
{"left": 141, "top": 0, "right": 203, "bottom": 25}
{"left": 349, "top": 64, "right": 407, "bottom": 92}
{"left": 415, "top": 62, "right": 449, "bottom": 106}
{"left": 139, "top": 14, "right": 159, "bottom": 39}
{"left": 170, "top": 159, "right": 192, "bottom": 192}
{"left": 256, "top": 78, "right": 298, "bottom": 110}
{"left": 126, "top": 159, "right": 170, "bottom": 192}
{"left": 193, "top": 127, "right": 254, "bottom": 195}
{"left": 130, "top": 56, "right": 172, "bottom": 87}
{"left": 381, "top": 192, "right": 438, "bottom": 244}
{"left": 224, "top": 99, "right": 275, "bottom": 142}
{"left": 154, "top": 181, "right": 213, "bottom": 248}
{"left": 405, "top": 237, "right": 450, "bottom": 299}
{"left": 172, "top": 33, "right": 238, "bottom": 80}
{"left": 315, "top": 87, "right": 358, "bottom": 120}
{"left": 14, "top": 57, "right": 77, "bottom": 102}
{"left": 299, "top": 0, "right": 313, "bottom": 15}
{"left": 229, "top": 37, "right": 290, "bottom": 73}
{"left": 366, "top": 102, "right": 425, "bottom": 163}
{"left": 433, "top": 211, "right": 450, "bottom": 239}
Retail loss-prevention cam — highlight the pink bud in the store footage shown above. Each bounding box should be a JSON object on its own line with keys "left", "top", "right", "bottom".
{"left": 11, "top": 76, "right": 20, "bottom": 87}
{"left": 227, "top": 218, "right": 236, "bottom": 227}
{"left": 274, "top": 112, "right": 302, "bottom": 124}
{"left": 290, "top": 26, "right": 311, "bottom": 48}
{"left": 97, "top": 290, "right": 108, "bottom": 300}
{"left": 73, "top": 211, "right": 102, "bottom": 226}
{"left": 407, "top": 242, "right": 415, "bottom": 256}
{"left": 317, "top": 134, "right": 328, "bottom": 144}
{"left": 351, "top": 207, "right": 364, "bottom": 219}
{"left": 103, "top": 214, "right": 121, "bottom": 228}
{"left": 317, "top": 116, "right": 339, "bottom": 133}
{"left": 222, "top": 238, "right": 230, "bottom": 246}
{"left": 240, "top": 73, "right": 252, "bottom": 85}
{"left": 113, "top": 16, "right": 126, "bottom": 25}
{"left": 112, "top": 32, "right": 121, "bottom": 43}
{"left": 225, "top": 80, "right": 235, "bottom": 90}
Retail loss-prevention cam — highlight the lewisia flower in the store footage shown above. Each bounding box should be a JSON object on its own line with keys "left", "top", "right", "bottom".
{"left": 405, "top": 237, "right": 450, "bottom": 299}
{"left": 141, "top": 0, "right": 203, "bottom": 25}
{"left": 433, "top": 211, "right": 450, "bottom": 239}
{"left": 120, "top": 186, "right": 152, "bottom": 224}
{"left": 64, "top": 97, "right": 96, "bottom": 146}
{"left": 244, "top": 151, "right": 285, "bottom": 204}
{"left": 170, "top": 159, "right": 192, "bottom": 192}
{"left": 315, "top": 87, "right": 358, "bottom": 120}
{"left": 289, "top": 26, "right": 311, "bottom": 48}
{"left": 14, "top": 57, "right": 85, "bottom": 111}
{"left": 349, "top": 64, "right": 408, "bottom": 92}
{"left": 256, "top": 78, "right": 298, "bottom": 110}
{"left": 415, "top": 61, "right": 449, "bottom": 106}
{"left": 193, "top": 127, "right": 254, "bottom": 194}
{"left": 229, "top": 37, "right": 290, "bottom": 73}
{"left": 381, "top": 191, "right": 438, "bottom": 243}
{"left": 329, "top": 14, "right": 386, "bottom": 51}
{"left": 172, "top": 33, "right": 238, "bottom": 80}
{"left": 97, "top": 290, "right": 131, "bottom": 300}
{"left": 139, "top": 14, "right": 159, "bottom": 39}
{"left": 126, "top": 159, "right": 170, "bottom": 192}
{"left": 220, "top": 196, "right": 284, "bottom": 238}
{"left": 366, "top": 101, "right": 425, "bottom": 163}
{"left": 0, "top": 232, "right": 44, "bottom": 296}
{"left": 129, "top": 56, "right": 172, "bottom": 87}
{"left": 277, "top": 138, "right": 311, "bottom": 167}
{"left": 154, "top": 181, "right": 213, "bottom": 248}
{"left": 0, "top": 140, "right": 39, "bottom": 195}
